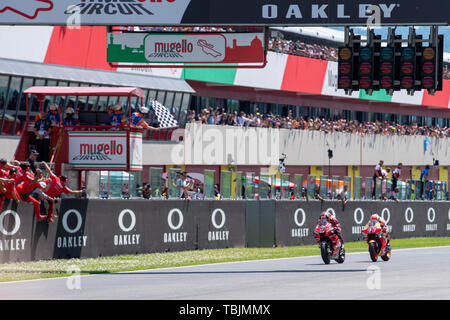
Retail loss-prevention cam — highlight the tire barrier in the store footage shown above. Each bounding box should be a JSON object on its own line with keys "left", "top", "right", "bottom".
{"left": 0, "top": 199, "right": 449, "bottom": 263}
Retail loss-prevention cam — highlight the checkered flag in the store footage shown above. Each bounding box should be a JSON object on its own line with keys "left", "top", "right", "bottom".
{"left": 150, "top": 100, "right": 179, "bottom": 129}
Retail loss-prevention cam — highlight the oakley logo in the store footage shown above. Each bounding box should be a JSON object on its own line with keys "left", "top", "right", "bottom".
{"left": 0, "top": 0, "right": 53, "bottom": 19}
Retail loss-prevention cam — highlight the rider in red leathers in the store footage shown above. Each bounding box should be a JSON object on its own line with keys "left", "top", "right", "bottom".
{"left": 369, "top": 214, "right": 390, "bottom": 246}
{"left": 317, "top": 211, "right": 344, "bottom": 247}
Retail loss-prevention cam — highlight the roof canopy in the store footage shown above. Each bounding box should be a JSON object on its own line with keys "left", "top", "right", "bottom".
{"left": 24, "top": 86, "right": 145, "bottom": 98}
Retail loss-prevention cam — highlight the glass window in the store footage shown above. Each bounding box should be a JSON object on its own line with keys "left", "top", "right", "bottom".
{"left": 164, "top": 91, "right": 175, "bottom": 107}
{"left": 0, "top": 75, "right": 11, "bottom": 134}
{"left": 7, "top": 77, "right": 22, "bottom": 111}
{"left": 19, "top": 78, "right": 34, "bottom": 111}
{"left": 145, "top": 89, "right": 157, "bottom": 106}
{"left": 156, "top": 90, "right": 166, "bottom": 103}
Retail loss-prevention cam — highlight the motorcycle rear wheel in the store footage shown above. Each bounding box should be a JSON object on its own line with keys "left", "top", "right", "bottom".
{"left": 369, "top": 242, "right": 378, "bottom": 262}
{"left": 320, "top": 242, "right": 331, "bottom": 264}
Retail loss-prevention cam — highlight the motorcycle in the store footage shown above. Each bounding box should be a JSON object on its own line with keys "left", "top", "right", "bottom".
{"left": 362, "top": 220, "right": 391, "bottom": 262}
{"left": 313, "top": 219, "right": 345, "bottom": 264}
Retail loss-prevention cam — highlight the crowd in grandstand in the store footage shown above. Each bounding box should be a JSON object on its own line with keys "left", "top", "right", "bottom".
{"left": 187, "top": 108, "right": 450, "bottom": 138}
{"left": 268, "top": 37, "right": 338, "bottom": 61}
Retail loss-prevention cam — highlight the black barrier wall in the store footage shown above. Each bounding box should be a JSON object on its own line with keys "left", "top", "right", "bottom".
{"left": 274, "top": 200, "right": 450, "bottom": 247}
{"left": 0, "top": 199, "right": 449, "bottom": 262}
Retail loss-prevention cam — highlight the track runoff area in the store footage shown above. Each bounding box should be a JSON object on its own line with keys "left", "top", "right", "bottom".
{"left": 1, "top": 0, "right": 450, "bottom": 307}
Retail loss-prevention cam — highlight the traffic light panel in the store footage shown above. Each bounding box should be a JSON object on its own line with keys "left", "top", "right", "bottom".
{"left": 399, "top": 47, "right": 416, "bottom": 90}
{"left": 358, "top": 46, "right": 374, "bottom": 91}
{"left": 420, "top": 46, "right": 437, "bottom": 91}
{"left": 338, "top": 46, "right": 353, "bottom": 90}
{"left": 379, "top": 46, "right": 395, "bottom": 91}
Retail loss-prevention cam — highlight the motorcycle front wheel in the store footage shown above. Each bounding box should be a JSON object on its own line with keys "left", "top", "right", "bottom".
{"left": 320, "top": 241, "right": 331, "bottom": 264}
{"left": 369, "top": 241, "right": 378, "bottom": 262}
{"left": 335, "top": 246, "right": 345, "bottom": 264}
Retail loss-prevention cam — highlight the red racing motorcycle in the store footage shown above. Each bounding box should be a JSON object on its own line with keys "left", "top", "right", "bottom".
{"left": 314, "top": 219, "right": 345, "bottom": 264}
{"left": 362, "top": 220, "right": 391, "bottom": 262}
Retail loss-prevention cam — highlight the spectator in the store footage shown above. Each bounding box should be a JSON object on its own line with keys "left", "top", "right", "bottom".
{"left": 63, "top": 107, "right": 77, "bottom": 128}
{"left": 109, "top": 103, "right": 127, "bottom": 128}
{"left": 314, "top": 184, "right": 324, "bottom": 202}
{"left": 161, "top": 184, "right": 169, "bottom": 199}
{"left": 419, "top": 165, "right": 430, "bottom": 199}
{"left": 336, "top": 185, "right": 349, "bottom": 205}
{"left": 388, "top": 187, "right": 400, "bottom": 202}
{"left": 391, "top": 163, "right": 402, "bottom": 192}
{"left": 26, "top": 149, "right": 39, "bottom": 174}
{"left": 372, "top": 160, "right": 384, "bottom": 199}
{"left": 173, "top": 172, "right": 194, "bottom": 199}
{"left": 142, "top": 184, "right": 152, "bottom": 199}
{"left": 47, "top": 104, "right": 62, "bottom": 128}
{"left": 214, "top": 184, "right": 221, "bottom": 200}
{"left": 33, "top": 110, "right": 52, "bottom": 162}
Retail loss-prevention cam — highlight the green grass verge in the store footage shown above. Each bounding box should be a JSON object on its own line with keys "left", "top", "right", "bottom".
{"left": 0, "top": 237, "right": 449, "bottom": 283}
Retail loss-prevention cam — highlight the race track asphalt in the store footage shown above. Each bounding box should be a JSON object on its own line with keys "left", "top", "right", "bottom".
{"left": 0, "top": 246, "right": 449, "bottom": 300}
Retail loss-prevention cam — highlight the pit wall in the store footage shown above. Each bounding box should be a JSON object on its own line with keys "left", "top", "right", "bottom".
{"left": 0, "top": 199, "right": 449, "bottom": 263}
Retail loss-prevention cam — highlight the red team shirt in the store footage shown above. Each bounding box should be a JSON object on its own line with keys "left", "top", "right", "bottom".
{"left": 45, "top": 173, "right": 72, "bottom": 198}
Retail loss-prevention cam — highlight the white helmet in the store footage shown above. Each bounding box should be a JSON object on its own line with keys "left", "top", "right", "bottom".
{"left": 114, "top": 103, "right": 122, "bottom": 111}
{"left": 65, "top": 107, "right": 75, "bottom": 114}
{"left": 49, "top": 104, "right": 58, "bottom": 111}
{"left": 139, "top": 106, "right": 149, "bottom": 114}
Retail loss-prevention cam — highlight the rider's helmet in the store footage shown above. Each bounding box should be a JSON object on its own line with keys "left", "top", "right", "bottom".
{"left": 370, "top": 214, "right": 380, "bottom": 221}
{"left": 320, "top": 211, "right": 330, "bottom": 221}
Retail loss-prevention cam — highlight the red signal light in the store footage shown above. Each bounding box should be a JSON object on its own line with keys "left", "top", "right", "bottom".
{"left": 381, "top": 62, "right": 393, "bottom": 75}
{"left": 338, "top": 76, "right": 352, "bottom": 89}
{"left": 422, "top": 62, "right": 435, "bottom": 75}
{"left": 401, "top": 62, "right": 414, "bottom": 74}
{"left": 422, "top": 76, "right": 435, "bottom": 89}
{"left": 380, "top": 76, "right": 393, "bottom": 89}
{"left": 339, "top": 62, "right": 351, "bottom": 74}
{"left": 359, "top": 76, "right": 371, "bottom": 89}
{"left": 359, "top": 62, "right": 372, "bottom": 75}
{"left": 401, "top": 76, "right": 414, "bottom": 89}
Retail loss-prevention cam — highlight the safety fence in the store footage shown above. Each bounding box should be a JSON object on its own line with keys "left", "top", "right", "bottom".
{"left": 95, "top": 167, "right": 449, "bottom": 201}
{"left": 0, "top": 199, "right": 449, "bottom": 263}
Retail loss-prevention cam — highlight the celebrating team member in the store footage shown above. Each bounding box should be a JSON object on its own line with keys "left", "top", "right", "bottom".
{"left": 15, "top": 164, "right": 48, "bottom": 222}
{"left": 42, "top": 162, "right": 83, "bottom": 222}
{"left": 0, "top": 169, "right": 21, "bottom": 208}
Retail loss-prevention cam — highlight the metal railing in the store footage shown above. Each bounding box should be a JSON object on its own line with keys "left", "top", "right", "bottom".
{"left": 91, "top": 168, "right": 450, "bottom": 201}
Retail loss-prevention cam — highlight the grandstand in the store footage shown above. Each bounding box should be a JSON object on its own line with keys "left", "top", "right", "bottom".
{"left": 0, "top": 25, "right": 448, "bottom": 201}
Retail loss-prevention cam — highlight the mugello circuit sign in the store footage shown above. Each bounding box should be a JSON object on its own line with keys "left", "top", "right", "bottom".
{"left": 107, "top": 32, "right": 265, "bottom": 64}
{"left": 68, "top": 131, "right": 142, "bottom": 170}
{"left": 0, "top": 0, "right": 448, "bottom": 26}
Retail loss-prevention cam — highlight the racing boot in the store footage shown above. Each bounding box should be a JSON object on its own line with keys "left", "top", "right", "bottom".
{"left": 29, "top": 195, "right": 47, "bottom": 222}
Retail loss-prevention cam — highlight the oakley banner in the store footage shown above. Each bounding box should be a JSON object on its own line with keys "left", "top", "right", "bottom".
{"left": 0, "top": 0, "right": 448, "bottom": 26}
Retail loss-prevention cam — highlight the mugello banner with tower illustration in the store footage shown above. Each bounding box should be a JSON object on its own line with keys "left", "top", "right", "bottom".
{"left": 0, "top": 0, "right": 449, "bottom": 26}
{"left": 107, "top": 32, "right": 265, "bottom": 64}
